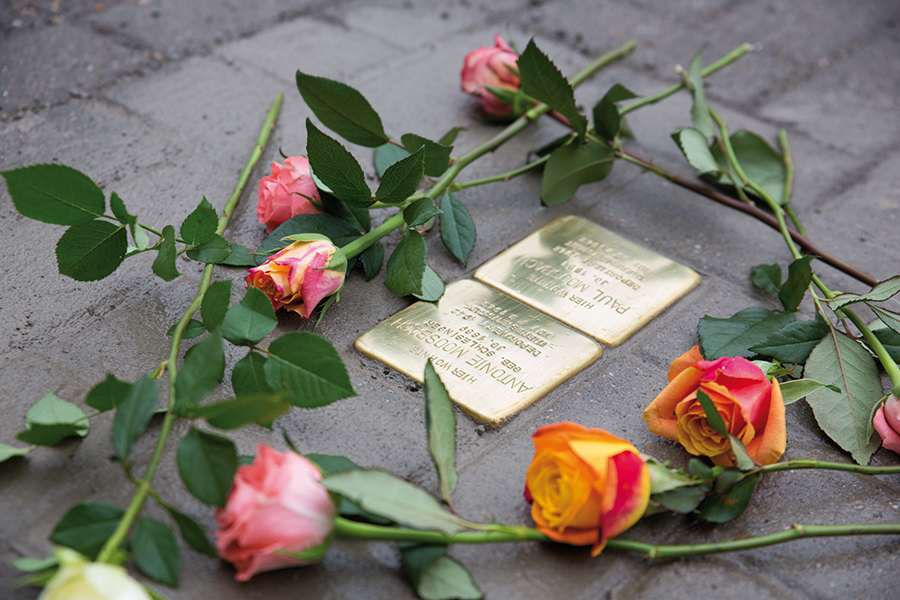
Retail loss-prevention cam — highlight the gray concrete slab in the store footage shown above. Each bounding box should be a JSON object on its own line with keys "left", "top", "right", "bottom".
{"left": 2, "top": 1, "right": 900, "bottom": 599}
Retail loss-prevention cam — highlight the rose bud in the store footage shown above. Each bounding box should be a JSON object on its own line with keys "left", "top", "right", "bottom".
{"left": 524, "top": 422, "right": 650, "bottom": 556}
{"left": 874, "top": 395, "right": 900, "bottom": 453}
{"left": 460, "top": 34, "right": 521, "bottom": 117}
{"left": 216, "top": 444, "right": 337, "bottom": 582}
{"left": 39, "top": 548, "right": 150, "bottom": 600}
{"left": 257, "top": 156, "right": 322, "bottom": 233}
{"left": 245, "top": 235, "right": 346, "bottom": 317}
{"left": 643, "top": 346, "right": 786, "bottom": 466}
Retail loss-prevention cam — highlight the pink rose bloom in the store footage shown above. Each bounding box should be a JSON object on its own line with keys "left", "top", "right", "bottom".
{"left": 245, "top": 238, "right": 345, "bottom": 317}
{"left": 257, "top": 156, "right": 322, "bottom": 233}
{"left": 216, "top": 444, "right": 336, "bottom": 581}
{"left": 460, "top": 34, "right": 521, "bottom": 116}
{"left": 874, "top": 395, "right": 900, "bottom": 454}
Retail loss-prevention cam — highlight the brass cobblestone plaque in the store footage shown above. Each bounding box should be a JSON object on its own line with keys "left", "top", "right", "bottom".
{"left": 355, "top": 279, "right": 602, "bottom": 424}
{"left": 475, "top": 216, "right": 700, "bottom": 346}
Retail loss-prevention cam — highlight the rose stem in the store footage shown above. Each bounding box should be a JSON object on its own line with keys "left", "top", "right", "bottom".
{"left": 757, "top": 459, "right": 900, "bottom": 475}
{"left": 95, "top": 93, "right": 283, "bottom": 564}
{"left": 339, "top": 39, "right": 636, "bottom": 260}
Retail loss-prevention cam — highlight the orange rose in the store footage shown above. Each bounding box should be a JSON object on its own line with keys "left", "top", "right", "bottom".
{"left": 643, "top": 346, "right": 786, "bottom": 466}
{"left": 524, "top": 422, "right": 650, "bottom": 556}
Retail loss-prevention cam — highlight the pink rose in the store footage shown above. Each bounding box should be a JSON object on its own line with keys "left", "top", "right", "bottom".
{"left": 216, "top": 444, "right": 336, "bottom": 581}
{"left": 257, "top": 156, "right": 322, "bottom": 233}
{"left": 245, "top": 236, "right": 346, "bottom": 317}
{"left": 874, "top": 395, "right": 900, "bottom": 454}
{"left": 460, "top": 35, "right": 521, "bottom": 116}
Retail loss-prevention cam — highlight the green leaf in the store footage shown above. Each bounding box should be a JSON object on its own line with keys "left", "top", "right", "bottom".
{"left": 404, "top": 197, "right": 443, "bottom": 229}
{"left": 56, "top": 219, "right": 127, "bottom": 281}
{"left": 824, "top": 275, "right": 900, "bottom": 310}
{"left": 374, "top": 143, "right": 412, "bottom": 178}
{"left": 179, "top": 197, "right": 218, "bottom": 245}
{"left": 728, "top": 436, "right": 756, "bottom": 471}
{"left": 110, "top": 192, "right": 148, "bottom": 250}
{"left": 174, "top": 331, "right": 225, "bottom": 413}
{"left": 805, "top": 331, "right": 883, "bottom": 465}
{"left": 151, "top": 225, "right": 180, "bottom": 282}
{"left": 17, "top": 391, "right": 89, "bottom": 446}
{"left": 717, "top": 131, "right": 787, "bottom": 205}
{"left": 871, "top": 327, "right": 900, "bottom": 364}
{"left": 232, "top": 351, "right": 271, "bottom": 396}
{"left": 166, "top": 318, "right": 205, "bottom": 340}
{"left": 163, "top": 505, "right": 217, "bottom": 558}
{"left": 2, "top": 163, "right": 104, "bottom": 225}
{"left": 413, "top": 266, "right": 445, "bottom": 302}
{"left": 695, "top": 390, "right": 727, "bottom": 436}
{"left": 695, "top": 473, "right": 760, "bottom": 523}
{"left": 671, "top": 128, "right": 720, "bottom": 176}
{"left": 221, "top": 286, "right": 278, "bottom": 346}
{"left": 687, "top": 49, "right": 715, "bottom": 138}
{"left": 778, "top": 255, "right": 813, "bottom": 312}
{"left": 439, "top": 127, "right": 465, "bottom": 146}
{"left": 306, "top": 119, "right": 373, "bottom": 205}
{"left": 750, "top": 263, "right": 782, "bottom": 294}
{"left": 301, "top": 452, "right": 392, "bottom": 524}
{"left": 592, "top": 84, "right": 637, "bottom": 142}
{"left": 186, "top": 394, "right": 291, "bottom": 430}
{"left": 185, "top": 234, "right": 232, "bottom": 264}
{"left": 12, "top": 556, "right": 58, "bottom": 573}
{"left": 111, "top": 375, "right": 160, "bottom": 460}
{"left": 0, "top": 443, "right": 30, "bottom": 463}
{"left": 133, "top": 518, "right": 180, "bottom": 587}
{"left": 264, "top": 332, "right": 356, "bottom": 407}
{"left": 439, "top": 193, "right": 476, "bottom": 264}
{"left": 201, "top": 279, "right": 232, "bottom": 332}
{"left": 85, "top": 373, "right": 132, "bottom": 412}
{"left": 698, "top": 307, "right": 795, "bottom": 359}
{"left": 177, "top": 428, "right": 237, "bottom": 507}
{"left": 318, "top": 190, "right": 371, "bottom": 233}
{"left": 385, "top": 231, "right": 427, "bottom": 296}
{"left": 402, "top": 546, "right": 483, "bottom": 600}
{"left": 541, "top": 138, "right": 614, "bottom": 205}
{"left": 321, "top": 469, "right": 469, "bottom": 535}
{"left": 295, "top": 71, "right": 389, "bottom": 147}
{"left": 401, "top": 134, "right": 453, "bottom": 177}
{"left": 779, "top": 378, "right": 841, "bottom": 405}
{"left": 748, "top": 318, "right": 830, "bottom": 365}
{"left": 423, "top": 361, "right": 458, "bottom": 506}
{"left": 517, "top": 39, "right": 587, "bottom": 140}
{"left": 872, "top": 305, "right": 900, "bottom": 336}
{"left": 221, "top": 243, "right": 256, "bottom": 267}
{"left": 257, "top": 214, "right": 361, "bottom": 263}
{"left": 50, "top": 502, "right": 124, "bottom": 559}
{"left": 375, "top": 147, "right": 425, "bottom": 205}
{"left": 646, "top": 460, "right": 694, "bottom": 494}
{"left": 359, "top": 241, "right": 385, "bottom": 281}
{"left": 653, "top": 486, "right": 706, "bottom": 514}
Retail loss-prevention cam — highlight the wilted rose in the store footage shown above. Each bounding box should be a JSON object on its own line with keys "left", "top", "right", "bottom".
{"left": 245, "top": 235, "right": 346, "bottom": 317}
{"left": 524, "top": 422, "right": 650, "bottom": 556}
{"left": 874, "top": 395, "right": 900, "bottom": 453}
{"left": 39, "top": 548, "right": 150, "bottom": 600}
{"left": 460, "top": 34, "right": 521, "bottom": 116}
{"left": 216, "top": 444, "right": 336, "bottom": 581}
{"left": 643, "top": 346, "right": 786, "bottom": 466}
{"left": 257, "top": 156, "right": 322, "bottom": 233}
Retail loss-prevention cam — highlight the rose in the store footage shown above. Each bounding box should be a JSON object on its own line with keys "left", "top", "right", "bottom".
{"left": 460, "top": 34, "right": 521, "bottom": 116}
{"left": 216, "top": 444, "right": 337, "bottom": 582}
{"left": 39, "top": 548, "right": 150, "bottom": 600}
{"left": 245, "top": 235, "right": 346, "bottom": 317}
{"left": 524, "top": 422, "right": 650, "bottom": 556}
{"left": 874, "top": 395, "right": 900, "bottom": 453}
{"left": 643, "top": 346, "right": 786, "bottom": 466}
{"left": 257, "top": 156, "right": 322, "bottom": 233}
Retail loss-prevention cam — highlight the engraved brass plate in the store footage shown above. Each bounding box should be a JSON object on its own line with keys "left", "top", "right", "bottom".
{"left": 475, "top": 216, "right": 700, "bottom": 346}
{"left": 355, "top": 280, "right": 602, "bottom": 424}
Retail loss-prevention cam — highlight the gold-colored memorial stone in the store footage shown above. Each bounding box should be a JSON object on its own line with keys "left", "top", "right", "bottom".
{"left": 475, "top": 216, "right": 700, "bottom": 346}
{"left": 355, "top": 279, "right": 602, "bottom": 424}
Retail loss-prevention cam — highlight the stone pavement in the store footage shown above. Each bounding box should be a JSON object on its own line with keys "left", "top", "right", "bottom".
{"left": 2, "top": 0, "right": 900, "bottom": 598}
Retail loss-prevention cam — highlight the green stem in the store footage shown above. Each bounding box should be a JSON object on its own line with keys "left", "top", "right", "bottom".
{"left": 455, "top": 155, "right": 550, "bottom": 190}
{"left": 138, "top": 223, "right": 163, "bottom": 237}
{"left": 334, "top": 517, "right": 547, "bottom": 544}
{"left": 620, "top": 43, "right": 754, "bottom": 116}
{"left": 340, "top": 213, "right": 405, "bottom": 260}
{"left": 758, "top": 459, "right": 900, "bottom": 475}
{"left": 95, "top": 93, "right": 282, "bottom": 564}
{"left": 778, "top": 129, "right": 805, "bottom": 236}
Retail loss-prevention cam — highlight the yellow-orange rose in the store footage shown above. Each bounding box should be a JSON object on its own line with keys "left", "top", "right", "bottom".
{"left": 524, "top": 422, "right": 650, "bottom": 556}
{"left": 643, "top": 346, "right": 786, "bottom": 466}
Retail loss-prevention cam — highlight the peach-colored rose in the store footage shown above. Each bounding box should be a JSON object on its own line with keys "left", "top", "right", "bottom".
{"left": 257, "top": 156, "right": 322, "bottom": 233}
{"left": 524, "top": 422, "right": 650, "bottom": 556}
{"left": 874, "top": 395, "right": 900, "bottom": 454}
{"left": 460, "top": 35, "right": 521, "bottom": 116}
{"left": 643, "top": 346, "right": 786, "bottom": 466}
{"left": 216, "top": 444, "right": 336, "bottom": 581}
{"left": 245, "top": 236, "right": 345, "bottom": 317}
